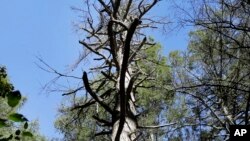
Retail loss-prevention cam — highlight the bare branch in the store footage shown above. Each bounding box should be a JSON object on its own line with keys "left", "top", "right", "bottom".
{"left": 82, "top": 72, "right": 113, "bottom": 114}
{"left": 138, "top": 122, "right": 176, "bottom": 129}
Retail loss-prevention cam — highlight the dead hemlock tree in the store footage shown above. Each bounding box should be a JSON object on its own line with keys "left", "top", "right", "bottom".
{"left": 68, "top": 0, "right": 172, "bottom": 140}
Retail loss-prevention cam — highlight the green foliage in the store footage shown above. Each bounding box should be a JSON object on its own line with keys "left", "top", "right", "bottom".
{"left": 55, "top": 96, "right": 107, "bottom": 141}
{"left": 169, "top": 50, "right": 184, "bottom": 67}
{"left": 0, "top": 66, "right": 38, "bottom": 141}
{"left": 167, "top": 96, "right": 188, "bottom": 122}
{"left": 136, "top": 43, "right": 174, "bottom": 128}
{"left": 0, "top": 67, "right": 13, "bottom": 98}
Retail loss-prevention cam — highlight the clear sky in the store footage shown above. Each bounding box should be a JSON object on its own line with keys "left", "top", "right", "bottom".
{"left": 0, "top": 0, "right": 190, "bottom": 139}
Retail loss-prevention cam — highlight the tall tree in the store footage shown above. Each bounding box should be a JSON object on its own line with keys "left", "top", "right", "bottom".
{"left": 55, "top": 43, "right": 175, "bottom": 140}
{"left": 43, "top": 0, "right": 176, "bottom": 140}
{"left": 171, "top": 0, "right": 250, "bottom": 139}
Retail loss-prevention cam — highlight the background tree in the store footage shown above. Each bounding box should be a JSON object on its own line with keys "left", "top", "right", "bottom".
{"left": 170, "top": 0, "right": 250, "bottom": 140}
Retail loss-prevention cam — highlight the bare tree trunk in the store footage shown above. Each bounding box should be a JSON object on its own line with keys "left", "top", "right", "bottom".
{"left": 75, "top": 0, "right": 164, "bottom": 140}
{"left": 112, "top": 51, "right": 137, "bottom": 140}
{"left": 112, "top": 117, "right": 137, "bottom": 141}
{"left": 150, "top": 133, "right": 155, "bottom": 141}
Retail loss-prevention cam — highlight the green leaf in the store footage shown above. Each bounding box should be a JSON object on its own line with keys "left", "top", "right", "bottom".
{"left": 22, "top": 131, "right": 33, "bottom": 137}
{"left": 0, "top": 119, "right": 7, "bottom": 128}
{"left": 7, "top": 91, "right": 21, "bottom": 107}
{"left": 14, "top": 136, "right": 20, "bottom": 140}
{"left": 8, "top": 113, "right": 28, "bottom": 122}
{"left": 15, "top": 130, "right": 21, "bottom": 136}
{"left": 24, "top": 122, "right": 28, "bottom": 129}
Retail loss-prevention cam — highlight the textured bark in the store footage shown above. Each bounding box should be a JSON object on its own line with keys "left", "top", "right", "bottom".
{"left": 112, "top": 117, "right": 137, "bottom": 141}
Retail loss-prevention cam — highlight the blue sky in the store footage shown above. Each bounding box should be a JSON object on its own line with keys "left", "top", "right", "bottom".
{"left": 0, "top": 0, "right": 190, "bottom": 139}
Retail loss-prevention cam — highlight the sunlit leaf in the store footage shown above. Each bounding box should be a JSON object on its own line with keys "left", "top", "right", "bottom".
{"left": 22, "top": 131, "right": 33, "bottom": 137}
{"left": 8, "top": 113, "right": 28, "bottom": 122}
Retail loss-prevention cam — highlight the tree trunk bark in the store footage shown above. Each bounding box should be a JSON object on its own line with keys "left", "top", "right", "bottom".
{"left": 150, "top": 133, "right": 155, "bottom": 141}
{"left": 111, "top": 117, "right": 137, "bottom": 141}
{"left": 111, "top": 44, "right": 138, "bottom": 140}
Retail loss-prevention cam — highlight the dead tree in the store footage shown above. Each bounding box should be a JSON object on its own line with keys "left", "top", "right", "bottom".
{"left": 65, "top": 0, "right": 173, "bottom": 140}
